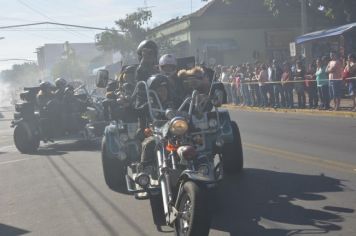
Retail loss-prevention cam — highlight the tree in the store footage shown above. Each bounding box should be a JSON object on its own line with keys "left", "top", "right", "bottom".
{"left": 219, "top": 0, "right": 356, "bottom": 24}
{"left": 95, "top": 9, "right": 152, "bottom": 60}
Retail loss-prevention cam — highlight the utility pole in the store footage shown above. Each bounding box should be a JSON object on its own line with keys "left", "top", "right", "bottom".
{"left": 301, "top": 0, "right": 307, "bottom": 34}
{"left": 301, "top": 0, "right": 309, "bottom": 60}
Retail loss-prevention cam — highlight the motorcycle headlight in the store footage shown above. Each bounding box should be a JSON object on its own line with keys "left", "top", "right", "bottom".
{"left": 169, "top": 117, "right": 188, "bottom": 136}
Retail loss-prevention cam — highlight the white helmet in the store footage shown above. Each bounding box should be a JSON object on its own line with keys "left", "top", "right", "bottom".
{"left": 159, "top": 54, "right": 177, "bottom": 66}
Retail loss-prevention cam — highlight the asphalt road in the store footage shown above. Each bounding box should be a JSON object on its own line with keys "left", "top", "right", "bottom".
{"left": 0, "top": 107, "right": 355, "bottom": 236}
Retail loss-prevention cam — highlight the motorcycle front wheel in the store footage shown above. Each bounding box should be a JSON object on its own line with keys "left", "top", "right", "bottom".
{"left": 174, "top": 181, "right": 211, "bottom": 236}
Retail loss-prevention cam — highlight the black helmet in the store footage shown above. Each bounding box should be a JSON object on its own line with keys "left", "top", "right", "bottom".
{"left": 137, "top": 40, "right": 158, "bottom": 60}
{"left": 147, "top": 74, "right": 169, "bottom": 90}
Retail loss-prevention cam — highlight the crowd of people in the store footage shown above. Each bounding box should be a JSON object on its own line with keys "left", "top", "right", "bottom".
{"left": 214, "top": 52, "right": 356, "bottom": 112}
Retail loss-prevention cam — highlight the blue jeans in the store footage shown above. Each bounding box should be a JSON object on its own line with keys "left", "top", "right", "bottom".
{"left": 318, "top": 85, "right": 330, "bottom": 109}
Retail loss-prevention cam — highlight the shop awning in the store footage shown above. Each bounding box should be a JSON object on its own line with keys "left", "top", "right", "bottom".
{"left": 295, "top": 22, "right": 356, "bottom": 44}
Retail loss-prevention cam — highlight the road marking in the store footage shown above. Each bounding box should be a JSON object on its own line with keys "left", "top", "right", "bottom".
{"left": 0, "top": 157, "right": 41, "bottom": 165}
{"left": 245, "top": 142, "right": 356, "bottom": 174}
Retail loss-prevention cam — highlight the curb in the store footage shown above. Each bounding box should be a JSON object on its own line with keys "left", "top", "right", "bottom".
{"left": 223, "top": 104, "right": 356, "bottom": 118}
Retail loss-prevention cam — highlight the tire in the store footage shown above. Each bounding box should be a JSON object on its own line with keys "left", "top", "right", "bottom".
{"left": 101, "top": 136, "right": 127, "bottom": 193}
{"left": 174, "top": 181, "right": 211, "bottom": 236}
{"left": 221, "top": 121, "right": 243, "bottom": 174}
{"left": 13, "top": 123, "right": 40, "bottom": 154}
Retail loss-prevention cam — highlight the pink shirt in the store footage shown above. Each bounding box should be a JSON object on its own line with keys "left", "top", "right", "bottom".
{"left": 326, "top": 60, "right": 343, "bottom": 81}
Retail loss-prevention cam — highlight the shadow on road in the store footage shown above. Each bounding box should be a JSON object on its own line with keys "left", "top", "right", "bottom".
{"left": 29, "top": 140, "right": 101, "bottom": 156}
{"left": 0, "top": 223, "right": 30, "bottom": 236}
{"left": 211, "top": 168, "right": 352, "bottom": 236}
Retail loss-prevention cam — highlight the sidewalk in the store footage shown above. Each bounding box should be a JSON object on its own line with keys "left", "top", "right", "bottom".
{"left": 224, "top": 99, "right": 356, "bottom": 118}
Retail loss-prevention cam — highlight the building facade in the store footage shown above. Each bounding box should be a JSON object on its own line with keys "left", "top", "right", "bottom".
{"left": 148, "top": 0, "right": 329, "bottom": 66}
{"left": 36, "top": 42, "right": 105, "bottom": 80}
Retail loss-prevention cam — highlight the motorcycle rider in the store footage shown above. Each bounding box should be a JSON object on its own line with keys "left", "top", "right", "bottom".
{"left": 37, "top": 81, "right": 55, "bottom": 109}
{"left": 54, "top": 77, "right": 67, "bottom": 101}
{"left": 138, "top": 74, "right": 176, "bottom": 178}
{"left": 135, "top": 40, "right": 159, "bottom": 82}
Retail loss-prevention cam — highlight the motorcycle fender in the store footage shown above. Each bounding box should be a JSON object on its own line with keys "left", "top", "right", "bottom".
{"left": 104, "top": 124, "right": 121, "bottom": 155}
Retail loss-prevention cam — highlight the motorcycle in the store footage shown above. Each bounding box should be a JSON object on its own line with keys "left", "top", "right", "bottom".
{"left": 98, "top": 70, "right": 243, "bottom": 235}
{"left": 11, "top": 83, "right": 106, "bottom": 154}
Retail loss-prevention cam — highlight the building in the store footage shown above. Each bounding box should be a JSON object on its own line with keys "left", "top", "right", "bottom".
{"left": 148, "top": 0, "right": 330, "bottom": 66}
{"left": 36, "top": 42, "right": 105, "bottom": 80}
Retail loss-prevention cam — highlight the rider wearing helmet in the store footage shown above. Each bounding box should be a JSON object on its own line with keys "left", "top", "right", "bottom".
{"left": 135, "top": 40, "right": 159, "bottom": 82}
{"left": 54, "top": 77, "right": 67, "bottom": 100}
{"left": 139, "top": 74, "right": 176, "bottom": 179}
{"left": 37, "top": 81, "right": 54, "bottom": 109}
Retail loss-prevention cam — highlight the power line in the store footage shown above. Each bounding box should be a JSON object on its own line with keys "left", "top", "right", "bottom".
{"left": 17, "top": 0, "right": 91, "bottom": 39}
{"left": 0, "top": 22, "right": 119, "bottom": 32}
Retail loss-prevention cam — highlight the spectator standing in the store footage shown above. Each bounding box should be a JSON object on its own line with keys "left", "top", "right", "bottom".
{"left": 294, "top": 60, "right": 306, "bottom": 108}
{"left": 344, "top": 53, "right": 356, "bottom": 111}
{"left": 258, "top": 64, "right": 269, "bottom": 107}
{"left": 305, "top": 61, "right": 318, "bottom": 109}
{"left": 267, "top": 62, "right": 275, "bottom": 107}
{"left": 281, "top": 62, "right": 294, "bottom": 108}
{"left": 241, "top": 64, "right": 251, "bottom": 106}
{"left": 326, "top": 52, "right": 343, "bottom": 111}
{"left": 270, "top": 60, "right": 285, "bottom": 108}
{"left": 315, "top": 57, "right": 330, "bottom": 110}
{"left": 220, "top": 66, "right": 232, "bottom": 103}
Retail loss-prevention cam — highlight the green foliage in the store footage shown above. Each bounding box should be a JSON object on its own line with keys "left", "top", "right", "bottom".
{"left": 95, "top": 9, "right": 152, "bottom": 59}
{"left": 0, "top": 63, "right": 40, "bottom": 86}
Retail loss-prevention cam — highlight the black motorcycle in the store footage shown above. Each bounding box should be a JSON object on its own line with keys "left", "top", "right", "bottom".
{"left": 97, "top": 70, "right": 243, "bottom": 235}
{"left": 11, "top": 84, "right": 105, "bottom": 154}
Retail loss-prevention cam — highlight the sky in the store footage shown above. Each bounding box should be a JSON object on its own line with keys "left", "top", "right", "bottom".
{"left": 0, "top": 0, "right": 210, "bottom": 72}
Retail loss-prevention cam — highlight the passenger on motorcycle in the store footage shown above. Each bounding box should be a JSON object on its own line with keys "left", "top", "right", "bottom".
{"left": 159, "top": 54, "right": 185, "bottom": 106}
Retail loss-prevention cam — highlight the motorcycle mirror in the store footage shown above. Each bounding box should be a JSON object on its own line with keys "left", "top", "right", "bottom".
{"left": 96, "top": 69, "right": 109, "bottom": 88}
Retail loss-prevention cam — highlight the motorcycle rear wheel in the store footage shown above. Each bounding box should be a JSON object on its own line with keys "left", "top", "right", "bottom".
{"left": 174, "top": 181, "right": 211, "bottom": 236}
{"left": 13, "top": 123, "right": 40, "bottom": 154}
{"left": 101, "top": 136, "right": 127, "bottom": 193}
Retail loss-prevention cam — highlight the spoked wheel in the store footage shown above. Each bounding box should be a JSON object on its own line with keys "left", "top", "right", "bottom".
{"left": 175, "top": 181, "right": 210, "bottom": 236}
{"left": 13, "top": 123, "right": 40, "bottom": 154}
